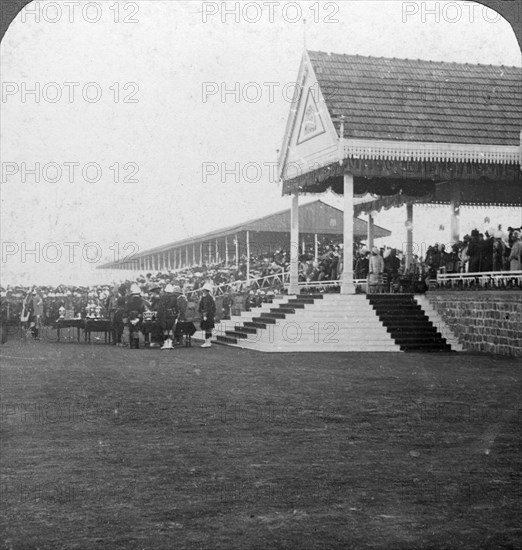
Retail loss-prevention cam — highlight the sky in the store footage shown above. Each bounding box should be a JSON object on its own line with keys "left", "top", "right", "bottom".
{"left": 1, "top": 0, "right": 521, "bottom": 286}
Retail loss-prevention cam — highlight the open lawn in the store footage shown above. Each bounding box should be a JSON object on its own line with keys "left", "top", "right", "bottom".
{"left": 1, "top": 338, "right": 521, "bottom": 549}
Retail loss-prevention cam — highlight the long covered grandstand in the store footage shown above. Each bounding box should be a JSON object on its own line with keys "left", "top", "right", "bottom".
{"left": 97, "top": 199, "right": 391, "bottom": 276}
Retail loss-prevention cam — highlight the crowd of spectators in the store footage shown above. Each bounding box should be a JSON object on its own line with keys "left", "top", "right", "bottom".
{"left": 2, "top": 228, "right": 520, "bottom": 327}
{"left": 423, "top": 226, "right": 522, "bottom": 278}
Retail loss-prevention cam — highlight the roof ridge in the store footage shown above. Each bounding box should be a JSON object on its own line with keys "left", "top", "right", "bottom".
{"left": 306, "top": 49, "right": 522, "bottom": 70}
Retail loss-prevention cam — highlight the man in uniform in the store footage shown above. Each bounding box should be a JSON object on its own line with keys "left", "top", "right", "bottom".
{"left": 125, "top": 284, "right": 146, "bottom": 349}
{"left": 199, "top": 283, "right": 216, "bottom": 348}
{"left": 159, "top": 284, "right": 179, "bottom": 350}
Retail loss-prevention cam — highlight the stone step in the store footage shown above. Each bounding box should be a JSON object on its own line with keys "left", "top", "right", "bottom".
{"left": 233, "top": 325, "right": 258, "bottom": 334}
{"left": 393, "top": 335, "right": 447, "bottom": 344}
{"left": 402, "top": 345, "right": 453, "bottom": 352}
{"left": 272, "top": 307, "right": 297, "bottom": 314}
{"left": 377, "top": 313, "right": 430, "bottom": 321}
{"left": 225, "top": 330, "right": 251, "bottom": 339}
{"left": 216, "top": 335, "right": 238, "bottom": 345}
{"left": 389, "top": 328, "right": 441, "bottom": 336}
{"left": 259, "top": 312, "right": 287, "bottom": 320}
{"left": 243, "top": 321, "right": 268, "bottom": 330}
{"left": 252, "top": 316, "right": 277, "bottom": 324}
{"left": 227, "top": 342, "right": 401, "bottom": 352}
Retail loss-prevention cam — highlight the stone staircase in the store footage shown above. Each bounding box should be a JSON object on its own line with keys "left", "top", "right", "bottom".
{"left": 366, "top": 294, "right": 454, "bottom": 352}
{"left": 214, "top": 294, "right": 400, "bottom": 352}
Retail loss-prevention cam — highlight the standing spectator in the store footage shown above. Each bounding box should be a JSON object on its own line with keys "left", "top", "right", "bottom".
{"left": 492, "top": 231, "right": 507, "bottom": 271}
{"left": 467, "top": 230, "right": 481, "bottom": 273}
{"left": 481, "top": 233, "right": 494, "bottom": 272}
{"left": 222, "top": 291, "right": 233, "bottom": 320}
{"left": 368, "top": 247, "right": 384, "bottom": 293}
{"left": 459, "top": 236, "right": 470, "bottom": 272}
{"left": 105, "top": 286, "right": 119, "bottom": 322}
{"left": 171, "top": 285, "right": 183, "bottom": 346}
{"left": 508, "top": 231, "right": 522, "bottom": 271}
{"left": 199, "top": 283, "right": 216, "bottom": 348}
{"left": 20, "top": 291, "right": 34, "bottom": 338}
{"left": 125, "top": 284, "right": 145, "bottom": 350}
{"left": 383, "top": 249, "right": 400, "bottom": 287}
{"left": 445, "top": 245, "right": 460, "bottom": 274}
{"left": 32, "top": 289, "right": 44, "bottom": 340}
{"left": 112, "top": 296, "right": 126, "bottom": 346}
{"left": 425, "top": 245, "right": 440, "bottom": 279}
{"left": 245, "top": 290, "right": 255, "bottom": 312}
{"left": 159, "top": 284, "right": 179, "bottom": 350}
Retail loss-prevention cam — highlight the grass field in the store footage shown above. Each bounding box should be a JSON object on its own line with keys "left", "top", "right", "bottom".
{"left": 1, "top": 337, "right": 521, "bottom": 549}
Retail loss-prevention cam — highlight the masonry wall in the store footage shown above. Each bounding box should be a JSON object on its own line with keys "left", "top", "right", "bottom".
{"left": 427, "top": 291, "right": 522, "bottom": 357}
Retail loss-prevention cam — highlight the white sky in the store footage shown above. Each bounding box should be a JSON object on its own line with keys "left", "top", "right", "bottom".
{"left": 1, "top": 0, "right": 521, "bottom": 285}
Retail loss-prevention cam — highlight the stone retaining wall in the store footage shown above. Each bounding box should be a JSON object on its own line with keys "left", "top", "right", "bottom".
{"left": 427, "top": 291, "right": 522, "bottom": 357}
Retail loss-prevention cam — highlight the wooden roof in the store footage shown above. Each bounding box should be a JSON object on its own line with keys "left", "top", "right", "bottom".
{"left": 98, "top": 200, "right": 391, "bottom": 267}
{"left": 308, "top": 50, "right": 522, "bottom": 146}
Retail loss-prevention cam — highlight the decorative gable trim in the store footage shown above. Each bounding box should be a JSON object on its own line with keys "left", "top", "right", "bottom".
{"left": 340, "top": 138, "right": 521, "bottom": 165}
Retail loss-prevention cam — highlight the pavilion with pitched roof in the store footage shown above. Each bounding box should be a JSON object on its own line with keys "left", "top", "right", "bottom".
{"left": 278, "top": 50, "right": 521, "bottom": 294}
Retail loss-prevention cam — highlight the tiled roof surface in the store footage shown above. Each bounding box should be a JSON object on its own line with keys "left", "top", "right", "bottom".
{"left": 308, "top": 50, "right": 522, "bottom": 145}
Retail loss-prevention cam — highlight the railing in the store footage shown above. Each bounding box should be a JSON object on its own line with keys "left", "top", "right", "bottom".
{"left": 436, "top": 270, "right": 522, "bottom": 289}
{"left": 284, "top": 279, "right": 369, "bottom": 293}
{"left": 185, "top": 270, "right": 288, "bottom": 300}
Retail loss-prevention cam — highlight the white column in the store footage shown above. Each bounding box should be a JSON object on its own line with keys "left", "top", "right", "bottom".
{"left": 450, "top": 182, "right": 460, "bottom": 245}
{"left": 368, "top": 213, "right": 375, "bottom": 250}
{"left": 225, "top": 237, "right": 229, "bottom": 265}
{"left": 235, "top": 234, "right": 239, "bottom": 269}
{"left": 215, "top": 239, "right": 219, "bottom": 264}
{"left": 193, "top": 244, "right": 196, "bottom": 266}
{"left": 314, "top": 233, "right": 318, "bottom": 262}
{"left": 246, "top": 230, "right": 250, "bottom": 282}
{"left": 341, "top": 171, "right": 355, "bottom": 294}
{"left": 199, "top": 243, "right": 203, "bottom": 265}
{"left": 186, "top": 246, "right": 189, "bottom": 267}
{"left": 405, "top": 203, "right": 413, "bottom": 270}
{"left": 289, "top": 190, "right": 300, "bottom": 295}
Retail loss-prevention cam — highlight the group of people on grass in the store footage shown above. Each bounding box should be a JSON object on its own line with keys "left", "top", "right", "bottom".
{"left": 4, "top": 281, "right": 217, "bottom": 349}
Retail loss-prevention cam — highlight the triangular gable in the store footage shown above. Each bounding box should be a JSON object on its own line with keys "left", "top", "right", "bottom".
{"left": 278, "top": 51, "right": 340, "bottom": 183}
{"left": 296, "top": 89, "right": 327, "bottom": 145}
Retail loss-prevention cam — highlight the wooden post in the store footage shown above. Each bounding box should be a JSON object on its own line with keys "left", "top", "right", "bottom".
{"left": 289, "top": 190, "right": 300, "bottom": 295}
{"left": 341, "top": 171, "right": 355, "bottom": 294}
{"left": 314, "top": 233, "right": 318, "bottom": 262}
